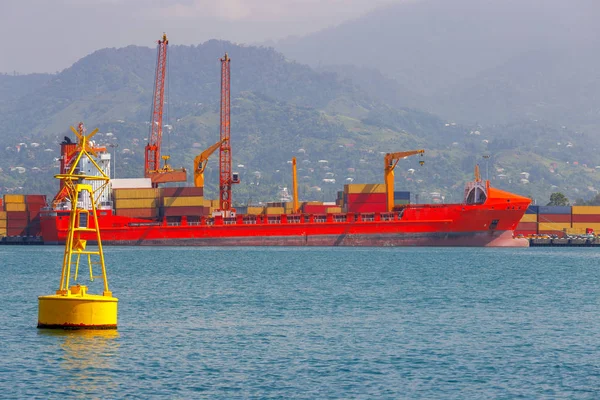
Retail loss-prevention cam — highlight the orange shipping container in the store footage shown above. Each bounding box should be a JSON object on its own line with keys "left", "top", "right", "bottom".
{"left": 344, "top": 183, "right": 386, "bottom": 194}
{"left": 326, "top": 207, "right": 342, "bottom": 213}
{"left": 537, "top": 214, "right": 571, "bottom": 223}
{"left": 0, "top": 220, "right": 6, "bottom": 228}
{"left": 4, "top": 194, "right": 25, "bottom": 203}
{"left": 114, "top": 198, "right": 159, "bottom": 209}
{"left": 538, "top": 222, "right": 570, "bottom": 231}
{"left": 520, "top": 214, "right": 538, "bottom": 223}
{"left": 572, "top": 206, "right": 600, "bottom": 215}
{"left": 5, "top": 203, "right": 27, "bottom": 212}
{"left": 163, "top": 196, "right": 204, "bottom": 207}
{"left": 113, "top": 188, "right": 161, "bottom": 200}
{"left": 0, "top": 211, "right": 6, "bottom": 219}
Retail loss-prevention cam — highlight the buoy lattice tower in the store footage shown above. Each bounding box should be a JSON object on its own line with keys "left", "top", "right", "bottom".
{"left": 38, "top": 123, "right": 118, "bottom": 329}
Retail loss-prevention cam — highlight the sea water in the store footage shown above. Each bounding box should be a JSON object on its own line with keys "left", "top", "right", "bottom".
{"left": 1, "top": 246, "right": 600, "bottom": 398}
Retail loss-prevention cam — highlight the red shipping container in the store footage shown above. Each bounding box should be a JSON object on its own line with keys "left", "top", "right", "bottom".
{"left": 302, "top": 204, "right": 329, "bottom": 214}
{"left": 115, "top": 208, "right": 159, "bottom": 218}
{"left": 26, "top": 195, "right": 47, "bottom": 204}
{"left": 345, "top": 193, "right": 387, "bottom": 204}
{"left": 516, "top": 222, "right": 537, "bottom": 231}
{"left": 162, "top": 206, "right": 205, "bottom": 217}
{"left": 7, "top": 219, "right": 28, "bottom": 229}
{"left": 27, "top": 221, "right": 42, "bottom": 236}
{"left": 572, "top": 214, "right": 600, "bottom": 223}
{"left": 7, "top": 211, "right": 29, "bottom": 221}
{"left": 537, "top": 214, "right": 571, "bottom": 223}
{"left": 7, "top": 227, "right": 26, "bottom": 236}
{"left": 347, "top": 202, "right": 388, "bottom": 213}
{"left": 162, "top": 187, "right": 204, "bottom": 197}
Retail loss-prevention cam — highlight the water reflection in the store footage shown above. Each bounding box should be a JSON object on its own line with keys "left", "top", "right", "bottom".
{"left": 38, "top": 330, "right": 120, "bottom": 396}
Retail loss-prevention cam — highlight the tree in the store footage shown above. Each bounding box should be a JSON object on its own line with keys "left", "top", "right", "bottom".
{"left": 547, "top": 192, "right": 569, "bottom": 206}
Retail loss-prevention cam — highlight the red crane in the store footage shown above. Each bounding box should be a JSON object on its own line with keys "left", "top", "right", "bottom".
{"left": 219, "top": 53, "right": 239, "bottom": 212}
{"left": 145, "top": 33, "right": 186, "bottom": 187}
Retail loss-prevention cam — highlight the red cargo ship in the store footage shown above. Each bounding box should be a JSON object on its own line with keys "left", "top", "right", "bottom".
{"left": 40, "top": 181, "right": 531, "bottom": 247}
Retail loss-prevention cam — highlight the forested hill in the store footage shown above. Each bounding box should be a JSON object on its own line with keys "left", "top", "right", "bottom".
{"left": 0, "top": 41, "right": 599, "bottom": 205}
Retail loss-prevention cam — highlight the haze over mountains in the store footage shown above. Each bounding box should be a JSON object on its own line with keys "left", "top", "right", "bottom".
{"left": 1, "top": 0, "right": 599, "bottom": 205}
{"left": 276, "top": 0, "right": 600, "bottom": 126}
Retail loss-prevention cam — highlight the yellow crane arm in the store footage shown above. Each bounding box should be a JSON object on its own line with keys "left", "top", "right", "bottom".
{"left": 193, "top": 139, "right": 226, "bottom": 187}
{"left": 384, "top": 149, "right": 425, "bottom": 212}
{"left": 292, "top": 157, "right": 299, "bottom": 213}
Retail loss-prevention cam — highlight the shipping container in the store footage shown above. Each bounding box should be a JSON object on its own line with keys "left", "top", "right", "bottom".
{"left": 163, "top": 196, "right": 204, "bottom": 207}
{"left": 246, "top": 206, "right": 265, "bottom": 215}
{"left": 162, "top": 206, "right": 205, "bottom": 217}
{"left": 394, "top": 191, "right": 410, "bottom": 200}
{"left": 0, "top": 219, "right": 6, "bottom": 228}
{"left": 113, "top": 188, "right": 161, "bottom": 200}
{"left": 114, "top": 198, "right": 159, "bottom": 209}
{"left": 394, "top": 199, "right": 410, "bottom": 205}
{"left": 0, "top": 198, "right": 3, "bottom": 211}
{"left": 345, "top": 193, "right": 387, "bottom": 204}
{"left": 302, "top": 204, "right": 330, "bottom": 214}
{"left": 537, "top": 214, "right": 571, "bottom": 223}
{"left": 7, "top": 211, "right": 28, "bottom": 221}
{"left": 344, "top": 183, "right": 386, "bottom": 194}
{"left": 326, "top": 207, "right": 342, "bottom": 213}
{"left": 114, "top": 208, "right": 159, "bottom": 218}
{"left": 538, "top": 206, "right": 571, "bottom": 215}
{"left": 520, "top": 214, "right": 538, "bottom": 223}
{"left": 572, "top": 214, "right": 600, "bottom": 223}
{"left": 0, "top": 211, "right": 6, "bottom": 219}
{"left": 572, "top": 223, "right": 600, "bottom": 232}
{"left": 5, "top": 203, "right": 27, "bottom": 212}
{"left": 346, "top": 203, "right": 387, "bottom": 213}
{"left": 572, "top": 206, "right": 600, "bottom": 215}
{"left": 6, "top": 227, "right": 26, "bottom": 236}
{"left": 515, "top": 222, "right": 537, "bottom": 231}
{"left": 4, "top": 194, "right": 25, "bottom": 203}
{"left": 110, "top": 178, "right": 152, "bottom": 189}
{"left": 7, "top": 219, "right": 28, "bottom": 229}
{"left": 265, "top": 207, "right": 285, "bottom": 215}
{"left": 525, "top": 205, "right": 539, "bottom": 214}
{"left": 162, "top": 187, "right": 204, "bottom": 197}
{"left": 538, "top": 222, "right": 570, "bottom": 231}
{"left": 25, "top": 195, "right": 46, "bottom": 204}
{"left": 0, "top": 228, "right": 6, "bottom": 237}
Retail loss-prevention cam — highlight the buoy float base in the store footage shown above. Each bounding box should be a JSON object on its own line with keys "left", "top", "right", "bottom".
{"left": 38, "top": 285, "right": 118, "bottom": 330}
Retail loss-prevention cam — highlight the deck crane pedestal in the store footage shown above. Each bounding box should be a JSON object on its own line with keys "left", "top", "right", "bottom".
{"left": 38, "top": 123, "right": 118, "bottom": 329}
{"left": 145, "top": 33, "right": 186, "bottom": 187}
{"left": 384, "top": 149, "right": 425, "bottom": 212}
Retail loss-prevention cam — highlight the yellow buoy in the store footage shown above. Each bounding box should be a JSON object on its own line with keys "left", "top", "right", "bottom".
{"left": 38, "top": 123, "right": 118, "bottom": 330}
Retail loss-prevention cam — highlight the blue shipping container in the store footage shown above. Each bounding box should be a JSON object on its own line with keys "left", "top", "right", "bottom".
{"left": 538, "top": 206, "right": 571, "bottom": 215}
{"left": 525, "top": 205, "right": 539, "bottom": 214}
{"left": 394, "top": 191, "right": 410, "bottom": 200}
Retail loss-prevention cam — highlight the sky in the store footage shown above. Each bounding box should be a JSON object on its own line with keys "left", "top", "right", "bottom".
{"left": 0, "top": 0, "right": 396, "bottom": 74}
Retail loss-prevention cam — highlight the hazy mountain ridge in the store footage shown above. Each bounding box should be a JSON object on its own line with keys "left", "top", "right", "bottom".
{"left": 0, "top": 41, "right": 599, "bottom": 205}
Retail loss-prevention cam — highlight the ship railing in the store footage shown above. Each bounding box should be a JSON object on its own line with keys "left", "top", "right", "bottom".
{"left": 313, "top": 214, "right": 327, "bottom": 223}
{"left": 242, "top": 217, "right": 257, "bottom": 224}
{"left": 224, "top": 217, "right": 237, "bottom": 225}
{"left": 333, "top": 215, "right": 347, "bottom": 223}
{"left": 287, "top": 216, "right": 302, "bottom": 224}
{"left": 381, "top": 213, "right": 395, "bottom": 221}
{"left": 167, "top": 222, "right": 181, "bottom": 226}
{"left": 361, "top": 213, "right": 375, "bottom": 222}
{"left": 188, "top": 222, "right": 201, "bottom": 226}
{"left": 267, "top": 216, "right": 281, "bottom": 224}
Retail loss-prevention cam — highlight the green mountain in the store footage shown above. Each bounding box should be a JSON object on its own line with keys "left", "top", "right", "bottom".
{"left": 1, "top": 41, "right": 599, "bottom": 206}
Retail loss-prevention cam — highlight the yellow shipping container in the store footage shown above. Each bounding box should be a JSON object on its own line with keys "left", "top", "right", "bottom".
{"left": 113, "top": 188, "right": 161, "bottom": 200}
{"left": 0, "top": 219, "right": 6, "bottom": 228}
{"left": 265, "top": 207, "right": 285, "bottom": 215}
{"left": 566, "top": 227, "right": 588, "bottom": 235}
{"left": 0, "top": 228, "right": 6, "bottom": 237}
{"left": 344, "top": 183, "right": 386, "bottom": 194}
{"left": 114, "top": 198, "right": 159, "bottom": 209}
{"left": 0, "top": 211, "right": 6, "bottom": 219}
{"left": 5, "top": 203, "right": 27, "bottom": 212}
{"left": 211, "top": 199, "right": 220, "bottom": 208}
{"left": 538, "top": 222, "right": 570, "bottom": 231}
{"left": 572, "top": 223, "right": 600, "bottom": 231}
{"left": 203, "top": 199, "right": 212, "bottom": 207}
{"left": 520, "top": 214, "right": 538, "bottom": 223}
{"left": 326, "top": 207, "right": 342, "bottom": 213}
{"left": 4, "top": 194, "right": 25, "bottom": 203}
{"left": 572, "top": 206, "right": 600, "bottom": 215}
{"left": 162, "top": 196, "right": 204, "bottom": 207}
{"left": 247, "top": 206, "right": 265, "bottom": 215}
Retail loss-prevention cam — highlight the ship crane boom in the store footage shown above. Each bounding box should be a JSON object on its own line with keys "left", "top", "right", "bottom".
{"left": 194, "top": 139, "right": 226, "bottom": 187}
{"left": 384, "top": 149, "right": 425, "bottom": 211}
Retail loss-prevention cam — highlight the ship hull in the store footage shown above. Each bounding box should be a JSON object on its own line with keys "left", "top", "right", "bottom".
{"left": 41, "top": 193, "right": 531, "bottom": 247}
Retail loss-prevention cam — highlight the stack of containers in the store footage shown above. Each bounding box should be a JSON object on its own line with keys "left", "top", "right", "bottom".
{"left": 537, "top": 205, "right": 571, "bottom": 237}
{"left": 514, "top": 205, "right": 539, "bottom": 235}
{"left": 4, "top": 194, "right": 28, "bottom": 236}
{"left": 246, "top": 206, "right": 265, "bottom": 215}
{"left": 265, "top": 202, "right": 285, "bottom": 215}
{"left": 302, "top": 201, "right": 329, "bottom": 214}
{"left": 26, "top": 195, "right": 46, "bottom": 236}
{"left": 394, "top": 191, "right": 410, "bottom": 206}
{"left": 113, "top": 188, "right": 161, "bottom": 218}
{"left": 0, "top": 198, "right": 4, "bottom": 238}
{"left": 343, "top": 183, "right": 387, "bottom": 213}
{"left": 284, "top": 202, "right": 294, "bottom": 214}
{"left": 162, "top": 187, "right": 205, "bottom": 217}
{"left": 571, "top": 206, "right": 600, "bottom": 234}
